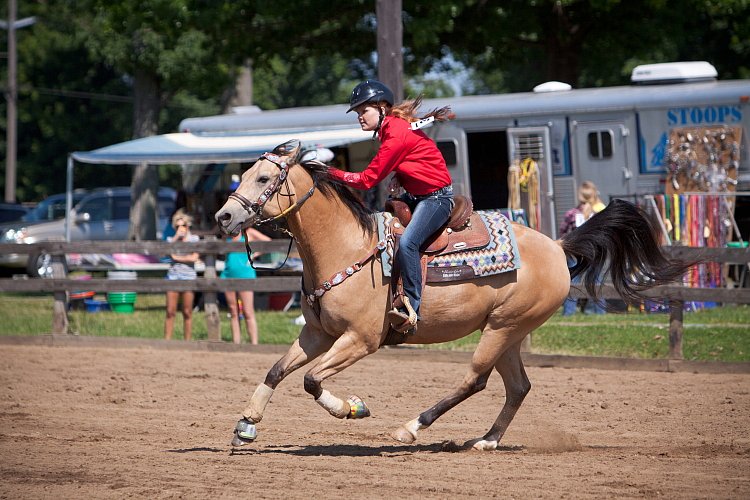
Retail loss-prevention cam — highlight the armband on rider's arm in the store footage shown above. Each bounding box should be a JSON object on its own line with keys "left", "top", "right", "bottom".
{"left": 410, "top": 116, "right": 435, "bottom": 130}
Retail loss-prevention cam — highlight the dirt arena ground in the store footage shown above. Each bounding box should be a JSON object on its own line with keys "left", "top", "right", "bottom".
{"left": 0, "top": 342, "right": 748, "bottom": 499}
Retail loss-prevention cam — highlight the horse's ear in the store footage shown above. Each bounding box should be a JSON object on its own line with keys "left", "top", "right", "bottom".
{"left": 272, "top": 139, "right": 302, "bottom": 163}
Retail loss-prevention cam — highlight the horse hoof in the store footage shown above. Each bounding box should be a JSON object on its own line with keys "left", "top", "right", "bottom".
{"left": 392, "top": 426, "right": 416, "bottom": 444}
{"left": 346, "top": 395, "right": 371, "bottom": 419}
{"left": 470, "top": 438, "right": 498, "bottom": 451}
{"left": 230, "top": 418, "right": 257, "bottom": 446}
{"left": 231, "top": 433, "right": 254, "bottom": 447}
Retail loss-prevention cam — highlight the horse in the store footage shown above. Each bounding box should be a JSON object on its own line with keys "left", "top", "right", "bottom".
{"left": 215, "top": 140, "right": 690, "bottom": 450}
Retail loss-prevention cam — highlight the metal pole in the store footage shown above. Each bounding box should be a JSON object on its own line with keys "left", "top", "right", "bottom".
{"left": 5, "top": 0, "right": 17, "bottom": 203}
{"left": 65, "top": 156, "right": 74, "bottom": 242}
{"left": 644, "top": 195, "right": 672, "bottom": 245}
{"left": 2, "top": 2, "right": 36, "bottom": 203}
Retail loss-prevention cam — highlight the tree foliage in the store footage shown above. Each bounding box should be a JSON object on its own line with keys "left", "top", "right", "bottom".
{"left": 400, "top": 0, "right": 750, "bottom": 92}
{"left": 1, "top": 0, "right": 748, "bottom": 209}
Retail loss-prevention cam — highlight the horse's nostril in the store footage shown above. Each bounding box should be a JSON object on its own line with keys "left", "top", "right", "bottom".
{"left": 217, "top": 211, "right": 231, "bottom": 222}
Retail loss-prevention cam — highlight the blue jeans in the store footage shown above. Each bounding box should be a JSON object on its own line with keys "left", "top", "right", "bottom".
{"left": 563, "top": 275, "right": 606, "bottom": 315}
{"left": 397, "top": 187, "right": 454, "bottom": 318}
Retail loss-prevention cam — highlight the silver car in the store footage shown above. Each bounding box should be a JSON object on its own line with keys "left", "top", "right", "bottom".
{"left": 18, "top": 190, "right": 89, "bottom": 223}
{"left": 1, "top": 187, "right": 176, "bottom": 277}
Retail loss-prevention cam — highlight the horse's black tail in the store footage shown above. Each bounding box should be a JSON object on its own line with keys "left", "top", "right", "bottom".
{"left": 560, "top": 199, "right": 693, "bottom": 305}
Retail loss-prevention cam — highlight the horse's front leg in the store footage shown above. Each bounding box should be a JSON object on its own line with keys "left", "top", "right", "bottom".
{"left": 231, "top": 325, "right": 334, "bottom": 446}
{"left": 304, "top": 331, "right": 380, "bottom": 420}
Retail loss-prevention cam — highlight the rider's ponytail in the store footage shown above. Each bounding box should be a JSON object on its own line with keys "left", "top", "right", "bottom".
{"left": 389, "top": 95, "right": 455, "bottom": 124}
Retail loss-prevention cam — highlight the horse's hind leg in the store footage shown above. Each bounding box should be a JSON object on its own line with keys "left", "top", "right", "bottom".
{"left": 392, "top": 330, "right": 513, "bottom": 445}
{"left": 469, "top": 340, "right": 530, "bottom": 450}
{"left": 231, "top": 325, "right": 334, "bottom": 445}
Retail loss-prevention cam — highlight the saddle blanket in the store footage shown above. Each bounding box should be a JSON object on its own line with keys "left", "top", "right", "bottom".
{"left": 377, "top": 209, "right": 522, "bottom": 282}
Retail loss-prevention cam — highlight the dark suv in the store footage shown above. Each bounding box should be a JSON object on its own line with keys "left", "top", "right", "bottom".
{"left": 0, "top": 203, "right": 29, "bottom": 223}
{"left": 1, "top": 187, "right": 176, "bottom": 277}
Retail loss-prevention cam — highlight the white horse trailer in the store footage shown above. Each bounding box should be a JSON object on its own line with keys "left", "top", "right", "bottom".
{"left": 180, "top": 62, "right": 750, "bottom": 238}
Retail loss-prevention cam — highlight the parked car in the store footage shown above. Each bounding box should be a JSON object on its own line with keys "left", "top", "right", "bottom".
{"left": 1, "top": 187, "right": 176, "bottom": 277}
{"left": 20, "top": 190, "right": 89, "bottom": 223}
{"left": 0, "top": 203, "right": 29, "bottom": 223}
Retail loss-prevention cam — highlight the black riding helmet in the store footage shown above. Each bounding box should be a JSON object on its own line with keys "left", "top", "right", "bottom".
{"left": 347, "top": 80, "right": 394, "bottom": 113}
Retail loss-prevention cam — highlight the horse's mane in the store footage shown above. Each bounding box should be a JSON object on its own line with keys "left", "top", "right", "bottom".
{"left": 299, "top": 159, "right": 377, "bottom": 237}
{"left": 269, "top": 140, "right": 376, "bottom": 237}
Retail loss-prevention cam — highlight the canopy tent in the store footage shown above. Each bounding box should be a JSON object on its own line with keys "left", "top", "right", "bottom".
{"left": 65, "top": 127, "right": 371, "bottom": 240}
{"left": 70, "top": 127, "right": 370, "bottom": 165}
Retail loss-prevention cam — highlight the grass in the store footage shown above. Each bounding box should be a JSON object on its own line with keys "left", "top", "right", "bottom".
{"left": 1, "top": 293, "right": 748, "bottom": 362}
{"left": 0, "top": 293, "right": 302, "bottom": 344}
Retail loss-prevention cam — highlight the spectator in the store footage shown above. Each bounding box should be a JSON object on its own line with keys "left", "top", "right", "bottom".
{"left": 221, "top": 228, "right": 271, "bottom": 344}
{"left": 164, "top": 209, "right": 200, "bottom": 340}
{"left": 162, "top": 189, "right": 188, "bottom": 240}
{"left": 559, "top": 181, "right": 606, "bottom": 237}
{"left": 560, "top": 181, "right": 607, "bottom": 315}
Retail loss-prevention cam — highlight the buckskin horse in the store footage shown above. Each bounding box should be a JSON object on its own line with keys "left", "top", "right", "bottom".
{"left": 215, "top": 140, "right": 689, "bottom": 450}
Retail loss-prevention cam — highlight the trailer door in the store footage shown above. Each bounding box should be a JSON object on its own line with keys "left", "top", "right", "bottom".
{"left": 571, "top": 119, "right": 637, "bottom": 201}
{"left": 507, "top": 126, "right": 556, "bottom": 237}
{"left": 426, "top": 123, "right": 470, "bottom": 198}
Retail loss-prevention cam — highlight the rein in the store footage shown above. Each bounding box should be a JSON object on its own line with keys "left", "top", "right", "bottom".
{"left": 229, "top": 152, "right": 317, "bottom": 271}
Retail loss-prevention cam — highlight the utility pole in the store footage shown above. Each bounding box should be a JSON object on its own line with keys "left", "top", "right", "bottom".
{"left": 376, "top": 0, "right": 403, "bottom": 102}
{"left": 1, "top": 0, "right": 36, "bottom": 203}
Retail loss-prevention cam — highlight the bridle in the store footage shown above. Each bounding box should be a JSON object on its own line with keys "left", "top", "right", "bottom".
{"left": 226, "top": 151, "right": 317, "bottom": 270}
{"left": 227, "top": 152, "right": 315, "bottom": 224}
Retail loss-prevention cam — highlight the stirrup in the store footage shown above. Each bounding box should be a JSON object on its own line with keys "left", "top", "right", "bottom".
{"left": 387, "top": 310, "right": 418, "bottom": 335}
{"left": 388, "top": 295, "right": 418, "bottom": 333}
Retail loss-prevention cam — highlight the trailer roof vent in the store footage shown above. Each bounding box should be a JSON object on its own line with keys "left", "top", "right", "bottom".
{"left": 631, "top": 61, "right": 717, "bottom": 85}
{"left": 533, "top": 81, "right": 572, "bottom": 93}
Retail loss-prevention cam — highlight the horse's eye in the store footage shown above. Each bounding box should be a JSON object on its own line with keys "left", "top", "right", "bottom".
{"left": 257, "top": 175, "right": 270, "bottom": 184}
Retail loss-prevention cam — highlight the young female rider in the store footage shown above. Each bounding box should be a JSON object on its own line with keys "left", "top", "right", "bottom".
{"left": 327, "top": 80, "right": 454, "bottom": 333}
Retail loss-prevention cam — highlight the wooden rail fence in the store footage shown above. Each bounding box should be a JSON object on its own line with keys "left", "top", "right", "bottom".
{"left": 0, "top": 241, "right": 748, "bottom": 359}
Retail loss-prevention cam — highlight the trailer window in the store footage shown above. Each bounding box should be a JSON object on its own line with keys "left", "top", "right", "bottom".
{"left": 437, "top": 140, "right": 458, "bottom": 167}
{"left": 587, "top": 131, "right": 613, "bottom": 159}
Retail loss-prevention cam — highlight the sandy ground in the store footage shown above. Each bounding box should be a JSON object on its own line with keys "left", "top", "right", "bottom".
{"left": 0, "top": 343, "right": 748, "bottom": 499}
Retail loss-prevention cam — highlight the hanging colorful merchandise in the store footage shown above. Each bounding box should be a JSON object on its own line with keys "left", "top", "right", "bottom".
{"left": 665, "top": 126, "right": 742, "bottom": 195}
{"left": 655, "top": 124, "right": 744, "bottom": 309}
{"left": 507, "top": 157, "right": 541, "bottom": 232}
{"left": 650, "top": 193, "right": 734, "bottom": 309}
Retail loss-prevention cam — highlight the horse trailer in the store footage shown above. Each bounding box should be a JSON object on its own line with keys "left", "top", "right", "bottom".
{"left": 180, "top": 62, "right": 750, "bottom": 239}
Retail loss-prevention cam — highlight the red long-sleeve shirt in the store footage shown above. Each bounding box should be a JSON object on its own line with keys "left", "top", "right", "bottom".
{"left": 327, "top": 115, "right": 452, "bottom": 196}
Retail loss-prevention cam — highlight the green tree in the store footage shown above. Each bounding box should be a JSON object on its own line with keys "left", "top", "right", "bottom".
{"left": 74, "top": 0, "right": 238, "bottom": 239}
{"left": 3, "top": 0, "right": 749, "bottom": 213}
{"left": 0, "top": 2, "right": 135, "bottom": 201}
{"left": 406, "top": 0, "right": 750, "bottom": 92}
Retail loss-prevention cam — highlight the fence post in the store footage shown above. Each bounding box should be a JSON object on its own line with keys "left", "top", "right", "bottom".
{"left": 202, "top": 238, "right": 221, "bottom": 342}
{"left": 668, "top": 300, "right": 684, "bottom": 360}
{"left": 521, "top": 334, "right": 531, "bottom": 352}
{"left": 51, "top": 259, "right": 69, "bottom": 334}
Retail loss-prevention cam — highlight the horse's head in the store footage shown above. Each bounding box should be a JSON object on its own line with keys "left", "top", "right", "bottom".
{"left": 215, "top": 139, "right": 302, "bottom": 235}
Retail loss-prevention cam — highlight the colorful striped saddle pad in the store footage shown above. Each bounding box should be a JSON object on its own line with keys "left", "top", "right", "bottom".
{"left": 377, "top": 209, "right": 522, "bottom": 282}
